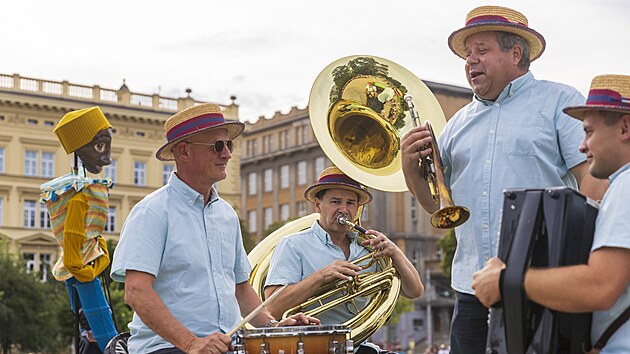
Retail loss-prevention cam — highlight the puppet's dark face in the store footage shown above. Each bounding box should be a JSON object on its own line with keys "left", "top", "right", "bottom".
{"left": 76, "top": 128, "right": 112, "bottom": 174}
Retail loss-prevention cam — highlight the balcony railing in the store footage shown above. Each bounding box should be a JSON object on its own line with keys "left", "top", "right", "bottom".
{"left": 0, "top": 73, "right": 207, "bottom": 112}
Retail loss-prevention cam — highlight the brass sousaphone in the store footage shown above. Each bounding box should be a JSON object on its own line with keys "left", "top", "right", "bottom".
{"left": 248, "top": 55, "right": 468, "bottom": 344}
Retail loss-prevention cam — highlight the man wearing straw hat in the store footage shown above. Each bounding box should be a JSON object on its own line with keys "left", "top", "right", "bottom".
{"left": 400, "top": 5, "right": 608, "bottom": 353}
{"left": 111, "top": 104, "right": 316, "bottom": 354}
{"left": 473, "top": 74, "right": 630, "bottom": 353}
{"left": 264, "top": 166, "right": 424, "bottom": 354}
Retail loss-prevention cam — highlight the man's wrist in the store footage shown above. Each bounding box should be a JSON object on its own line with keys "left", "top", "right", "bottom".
{"left": 266, "top": 319, "right": 280, "bottom": 327}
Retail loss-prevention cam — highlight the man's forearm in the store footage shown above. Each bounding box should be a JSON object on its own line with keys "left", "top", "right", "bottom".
{"left": 264, "top": 273, "right": 326, "bottom": 319}
{"left": 126, "top": 276, "right": 197, "bottom": 351}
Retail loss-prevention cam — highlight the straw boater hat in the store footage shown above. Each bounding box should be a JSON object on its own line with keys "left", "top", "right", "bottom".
{"left": 54, "top": 106, "right": 112, "bottom": 154}
{"left": 304, "top": 166, "right": 373, "bottom": 206}
{"left": 448, "top": 5, "right": 546, "bottom": 62}
{"left": 563, "top": 75, "right": 630, "bottom": 121}
{"left": 156, "top": 103, "right": 245, "bottom": 161}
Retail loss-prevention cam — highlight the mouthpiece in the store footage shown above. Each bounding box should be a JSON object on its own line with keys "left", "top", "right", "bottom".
{"left": 337, "top": 214, "right": 349, "bottom": 225}
{"left": 336, "top": 214, "right": 367, "bottom": 234}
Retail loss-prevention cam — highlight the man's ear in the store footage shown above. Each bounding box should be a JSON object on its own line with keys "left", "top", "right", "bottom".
{"left": 512, "top": 44, "right": 523, "bottom": 66}
{"left": 620, "top": 114, "right": 630, "bottom": 140}
{"left": 314, "top": 199, "right": 321, "bottom": 213}
{"left": 173, "top": 141, "right": 189, "bottom": 161}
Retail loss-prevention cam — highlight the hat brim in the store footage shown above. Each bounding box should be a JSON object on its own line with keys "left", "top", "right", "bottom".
{"left": 304, "top": 182, "right": 372, "bottom": 206}
{"left": 448, "top": 23, "right": 546, "bottom": 62}
{"left": 156, "top": 121, "right": 245, "bottom": 161}
{"left": 563, "top": 105, "right": 630, "bottom": 121}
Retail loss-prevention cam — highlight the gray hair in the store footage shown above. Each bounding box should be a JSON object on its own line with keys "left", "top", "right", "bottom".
{"left": 496, "top": 32, "right": 531, "bottom": 71}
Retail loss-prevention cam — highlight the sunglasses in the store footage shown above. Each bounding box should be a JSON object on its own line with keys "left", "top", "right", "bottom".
{"left": 184, "top": 140, "right": 233, "bottom": 153}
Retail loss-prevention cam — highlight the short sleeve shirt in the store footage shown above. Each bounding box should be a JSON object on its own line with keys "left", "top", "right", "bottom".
{"left": 111, "top": 173, "right": 251, "bottom": 353}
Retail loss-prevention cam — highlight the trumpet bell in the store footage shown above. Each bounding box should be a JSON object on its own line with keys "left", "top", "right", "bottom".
{"left": 309, "top": 55, "right": 446, "bottom": 192}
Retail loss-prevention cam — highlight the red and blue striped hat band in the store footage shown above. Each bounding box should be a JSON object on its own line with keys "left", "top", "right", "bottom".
{"left": 448, "top": 5, "right": 546, "bottom": 62}
{"left": 564, "top": 75, "right": 630, "bottom": 120}
{"left": 304, "top": 166, "right": 372, "bottom": 205}
{"left": 156, "top": 103, "right": 245, "bottom": 161}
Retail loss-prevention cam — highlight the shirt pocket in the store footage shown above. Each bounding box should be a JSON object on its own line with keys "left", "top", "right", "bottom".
{"left": 218, "top": 232, "right": 236, "bottom": 280}
{"left": 504, "top": 115, "right": 546, "bottom": 156}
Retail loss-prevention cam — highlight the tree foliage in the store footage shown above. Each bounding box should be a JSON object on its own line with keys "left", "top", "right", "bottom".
{"left": 0, "top": 241, "right": 73, "bottom": 354}
{"left": 240, "top": 218, "right": 256, "bottom": 253}
{"left": 386, "top": 296, "right": 414, "bottom": 325}
{"left": 437, "top": 229, "right": 457, "bottom": 278}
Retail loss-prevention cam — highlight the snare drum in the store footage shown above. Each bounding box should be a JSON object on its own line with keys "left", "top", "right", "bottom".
{"left": 235, "top": 325, "right": 352, "bottom": 354}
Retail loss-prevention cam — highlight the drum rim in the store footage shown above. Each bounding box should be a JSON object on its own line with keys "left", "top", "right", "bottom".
{"left": 237, "top": 324, "right": 350, "bottom": 338}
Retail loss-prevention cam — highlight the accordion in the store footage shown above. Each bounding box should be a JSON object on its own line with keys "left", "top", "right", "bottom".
{"left": 487, "top": 187, "right": 599, "bottom": 354}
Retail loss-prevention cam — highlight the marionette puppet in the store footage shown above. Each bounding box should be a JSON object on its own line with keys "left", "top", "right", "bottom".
{"left": 40, "top": 106, "right": 117, "bottom": 352}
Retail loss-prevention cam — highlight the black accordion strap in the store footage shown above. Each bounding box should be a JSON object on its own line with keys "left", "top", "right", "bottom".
{"left": 592, "top": 305, "right": 630, "bottom": 350}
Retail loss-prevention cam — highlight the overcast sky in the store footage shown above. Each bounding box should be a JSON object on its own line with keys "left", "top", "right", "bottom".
{"left": 3, "top": 0, "right": 628, "bottom": 122}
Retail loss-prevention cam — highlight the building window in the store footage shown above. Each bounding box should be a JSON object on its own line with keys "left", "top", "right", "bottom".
{"left": 162, "top": 164, "right": 174, "bottom": 185}
{"left": 39, "top": 203, "right": 51, "bottom": 229}
{"left": 248, "top": 210, "right": 257, "bottom": 233}
{"left": 103, "top": 159, "right": 116, "bottom": 181}
{"left": 264, "top": 168, "right": 273, "bottom": 192}
{"left": 134, "top": 161, "right": 146, "bottom": 186}
{"left": 41, "top": 152, "right": 55, "bottom": 178}
{"left": 24, "top": 252, "right": 51, "bottom": 282}
{"left": 296, "top": 126, "right": 304, "bottom": 145}
{"left": 24, "top": 150, "right": 38, "bottom": 176}
{"left": 297, "top": 160, "right": 307, "bottom": 185}
{"left": 361, "top": 204, "right": 369, "bottom": 222}
{"left": 314, "top": 156, "right": 325, "bottom": 179}
{"left": 302, "top": 125, "right": 310, "bottom": 143}
{"left": 280, "top": 204, "right": 289, "bottom": 221}
{"left": 280, "top": 165, "right": 289, "bottom": 189}
{"left": 279, "top": 130, "right": 290, "bottom": 150}
{"left": 297, "top": 201, "right": 308, "bottom": 217}
{"left": 247, "top": 139, "right": 257, "bottom": 157}
{"left": 23, "top": 200, "right": 37, "bottom": 227}
{"left": 0, "top": 147, "right": 5, "bottom": 173}
{"left": 24, "top": 253, "right": 36, "bottom": 273}
{"left": 264, "top": 207, "right": 272, "bottom": 230}
{"left": 263, "top": 135, "right": 274, "bottom": 154}
{"left": 105, "top": 206, "right": 116, "bottom": 233}
{"left": 27, "top": 118, "right": 38, "bottom": 125}
{"left": 411, "top": 197, "right": 418, "bottom": 221}
{"left": 248, "top": 172, "right": 257, "bottom": 195}
{"left": 39, "top": 253, "right": 52, "bottom": 282}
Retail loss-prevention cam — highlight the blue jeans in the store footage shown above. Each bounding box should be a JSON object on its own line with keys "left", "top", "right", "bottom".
{"left": 66, "top": 277, "right": 118, "bottom": 352}
{"left": 450, "top": 291, "right": 488, "bottom": 354}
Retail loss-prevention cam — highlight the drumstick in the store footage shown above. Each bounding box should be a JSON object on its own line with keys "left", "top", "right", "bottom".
{"left": 227, "top": 284, "right": 288, "bottom": 336}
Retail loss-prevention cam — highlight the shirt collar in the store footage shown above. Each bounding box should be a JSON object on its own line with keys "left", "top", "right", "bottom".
{"left": 609, "top": 162, "right": 630, "bottom": 183}
{"left": 474, "top": 71, "right": 533, "bottom": 105}
{"left": 168, "top": 171, "right": 219, "bottom": 207}
{"left": 312, "top": 220, "right": 357, "bottom": 247}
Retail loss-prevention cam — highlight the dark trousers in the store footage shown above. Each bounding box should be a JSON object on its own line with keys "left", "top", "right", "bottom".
{"left": 450, "top": 291, "right": 489, "bottom": 354}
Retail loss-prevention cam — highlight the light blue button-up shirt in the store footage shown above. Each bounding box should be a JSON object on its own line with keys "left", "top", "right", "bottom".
{"left": 439, "top": 72, "right": 586, "bottom": 294}
{"left": 590, "top": 162, "right": 630, "bottom": 353}
{"left": 265, "top": 221, "right": 378, "bottom": 325}
{"left": 111, "top": 173, "right": 251, "bottom": 353}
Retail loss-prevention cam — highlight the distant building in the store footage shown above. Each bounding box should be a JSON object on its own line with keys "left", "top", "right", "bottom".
{"left": 0, "top": 73, "right": 241, "bottom": 281}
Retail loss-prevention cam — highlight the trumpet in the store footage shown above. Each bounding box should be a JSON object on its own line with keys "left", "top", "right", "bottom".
{"left": 405, "top": 96, "right": 470, "bottom": 229}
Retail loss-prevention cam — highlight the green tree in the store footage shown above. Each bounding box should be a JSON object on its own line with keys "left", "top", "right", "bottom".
{"left": 240, "top": 218, "right": 256, "bottom": 253}
{"left": 259, "top": 217, "right": 299, "bottom": 243}
{"left": 0, "top": 241, "right": 72, "bottom": 354}
{"left": 385, "top": 296, "right": 414, "bottom": 325}
{"left": 105, "top": 239, "right": 133, "bottom": 332}
{"left": 437, "top": 229, "right": 457, "bottom": 278}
